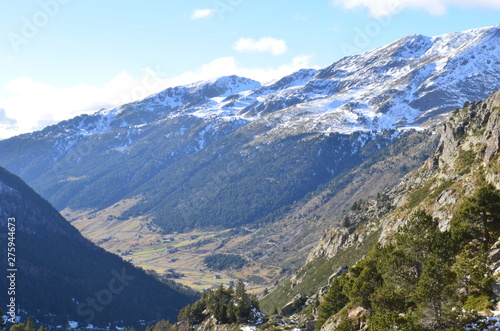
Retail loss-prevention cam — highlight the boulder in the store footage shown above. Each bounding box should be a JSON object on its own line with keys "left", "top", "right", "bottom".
{"left": 281, "top": 294, "right": 304, "bottom": 316}
{"left": 328, "top": 265, "right": 349, "bottom": 284}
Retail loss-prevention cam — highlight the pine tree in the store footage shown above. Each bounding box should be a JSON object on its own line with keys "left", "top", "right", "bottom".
{"left": 250, "top": 293, "right": 260, "bottom": 311}
{"left": 26, "top": 317, "right": 35, "bottom": 331}
{"left": 9, "top": 324, "right": 27, "bottom": 331}
{"left": 414, "top": 253, "right": 456, "bottom": 329}
{"left": 9, "top": 318, "right": 37, "bottom": 331}
{"left": 369, "top": 311, "right": 418, "bottom": 331}
{"left": 316, "top": 274, "right": 349, "bottom": 330}
{"left": 234, "top": 280, "right": 252, "bottom": 323}
{"left": 370, "top": 244, "right": 416, "bottom": 313}
{"left": 452, "top": 242, "right": 493, "bottom": 299}
{"left": 336, "top": 315, "right": 356, "bottom": 331}
{"left": 208, "top": 285, "right": 233, "bottom": 324}
{"left": 394, "top": 210, "right": 438, "bottom": 278}
{"left": 346, "top": 257, "right": 382, "bottom": 309}
{"left": 177, "top": 304, "right": 193, "bottom": 328}
{"left": 451, "top": 183, "right": 500, "bottom": 246}
{"left": 190, "top": 299, "right": 207, "bottom": 326}
{"left": 226, "top": 303, "right": 237, "bottom": 324}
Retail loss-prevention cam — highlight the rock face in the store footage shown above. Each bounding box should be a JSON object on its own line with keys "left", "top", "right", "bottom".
{"left": 328, "top": 266, "right": 349, "bottom": 285}
{"left": 320, "top": 306, "right": 368, "bottom": 331}
{"left": 377, "top": 90, "right": 500, "bottom": 237}
{"left": 307, "top": 228, "right": 355, "bottom": 262}
{"left": 438, "top": 90, "right": 500, "bottom": 168}
{"left": 195, "top": 316, "right": 219, "bottom": 331}
{"left": 307, "top": 196, "right": 392, "bottom": 262}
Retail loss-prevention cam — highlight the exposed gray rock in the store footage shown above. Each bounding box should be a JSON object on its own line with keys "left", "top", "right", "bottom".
{"left": 281, "top": 294, "right": 304, "bottom": 317}
{"left": 320, "top": 306, "right": 368, "bottom": 331}
{"left": 489, "top": 248, "right": 500, "bottom": 264}
{"left": 328, "top": 266, "right": 349, "bottom": 285}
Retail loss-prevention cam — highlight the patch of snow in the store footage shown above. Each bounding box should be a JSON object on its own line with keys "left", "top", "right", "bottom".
{"left": 467, "top": 316, "right": 500, "bottom": 330}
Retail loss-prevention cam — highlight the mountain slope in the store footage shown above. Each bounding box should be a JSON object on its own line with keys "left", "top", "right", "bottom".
{"left": 0, "top": 26, "right": 498, "bottom": 228}
{"left": 0, "top": 25, "right": 499, "bottom": 290}
{"left": 227, "top": 129, "right": 438, "bottom": 272}
{"left": 0, "top": 166, "right": 198, "bottom": 328}
{"left": 262, "top": 89, "right": 500, "bottom": 326}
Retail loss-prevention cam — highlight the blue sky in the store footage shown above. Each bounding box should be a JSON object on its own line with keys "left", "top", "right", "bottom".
{"left": 0, "top": 0, "right": 499, "bottom": 138}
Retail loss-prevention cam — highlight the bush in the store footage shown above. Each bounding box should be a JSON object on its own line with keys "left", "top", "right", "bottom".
{"left": 463, "top": 294, "right": 492, "bottom": 311}
{"left": 454, "top": 149, "right": 476, "bottom": 175}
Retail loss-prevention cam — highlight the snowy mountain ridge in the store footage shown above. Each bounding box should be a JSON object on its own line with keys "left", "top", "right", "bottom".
{"left": 18, "top": 25, "right": 500, "bottom": 145}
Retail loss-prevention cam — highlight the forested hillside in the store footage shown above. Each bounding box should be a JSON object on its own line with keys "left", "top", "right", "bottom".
{"left": 0, "top": 167, "right": 199, "bottom": 329}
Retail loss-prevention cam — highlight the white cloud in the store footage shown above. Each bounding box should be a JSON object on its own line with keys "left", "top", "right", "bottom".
{"left": 233, "top": 37, "right": 288, "bottom": 56}
{"left": 332, "top": 0, "right": 500, "bottom": 17}
{"left": 0, "top": 55, "right": 319, "bottom": 139}
{"left": 0, "top": 108, "right": 17, "bottom": 136}
{"left": 0, "top": 75, "right": 125, "bottom": 138}
{"left": 190, "top": 9, "right": 215, "bottom": 20}
{"left": 168, "top": 55, "right": 317, "bottom": 85}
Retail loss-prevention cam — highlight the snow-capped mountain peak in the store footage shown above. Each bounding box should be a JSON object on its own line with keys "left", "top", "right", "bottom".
{"left": 187, "top": 75, "right": 261, "bottom": 98}
{"left": 241, "top": 24, "right": 500, "bottom": 135}
{"left": 15, "top": 25, "right": 500, "bottom": 143}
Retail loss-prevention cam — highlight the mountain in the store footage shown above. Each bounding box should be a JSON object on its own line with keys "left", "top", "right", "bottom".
{"left": 0, "top": 25, "right": 499, "bottom": 289}
{"left": 261, "top": 89, "right": 500, "bottom": 329}
{"left": 0, "top": 166, "right": 199, "bottom": 329}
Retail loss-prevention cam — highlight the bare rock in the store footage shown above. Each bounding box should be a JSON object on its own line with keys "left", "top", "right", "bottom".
{"left": 328, "top": 265, "right": 349, "bottom": 284}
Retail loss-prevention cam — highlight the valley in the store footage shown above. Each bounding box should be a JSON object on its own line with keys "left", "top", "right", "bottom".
{"left": 58, "top": 127, "right": 438, "bottom": 294}
{"left": 1, "top": 24, "right": 500, "bottom": 330}
{"left": 62, "top": 201, "right": 278, "bottom": 292}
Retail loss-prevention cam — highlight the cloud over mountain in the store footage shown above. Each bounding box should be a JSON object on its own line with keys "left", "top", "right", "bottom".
{"left": 233, "top": 37, "right": 288, "bottom": 55}
{"left": 332, "top": 0, "right": 500, "bottom": 17}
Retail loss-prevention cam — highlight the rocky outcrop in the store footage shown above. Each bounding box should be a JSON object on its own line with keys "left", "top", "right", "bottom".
{"left": 281, "top": 293, "right": 306, "bottom": 317}
{"left": 378, "top": 89, "right": 500, "bottom": 238}
{"left": 307, "top": 228, "right": 357, "bottom": 262}
{"left": 437, "top": 90, "right": 500, "bottom": 169}
{"left": 195, "top": 316, "right": 219, "bottom": 331}
{"left": 489, "top": 238, "right": 500, "bottom": 276}
{"left": 307, "top": 197, "right": 391, "bottom": 263}
{"left": 320, "top": 306, "right": 368, "bottom": 331}
{"left": 328, "top": 266, "right": 349, "bottom": 284}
